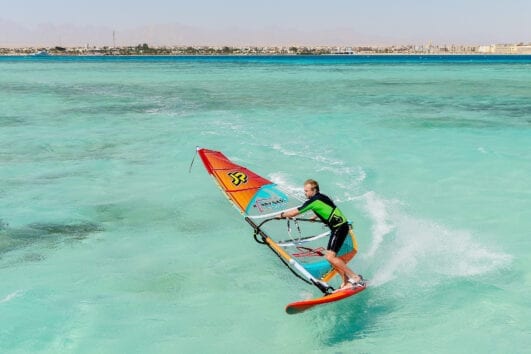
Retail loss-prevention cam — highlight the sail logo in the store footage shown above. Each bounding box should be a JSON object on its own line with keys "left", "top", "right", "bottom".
{"left": 228, "top": 171, "right": 247, "bottom": 186}
{"left": 254, "top": 197, "right": 287, "bottom": 212}
{"left": 251, "top": 185, "right": 289, "bottom": 213}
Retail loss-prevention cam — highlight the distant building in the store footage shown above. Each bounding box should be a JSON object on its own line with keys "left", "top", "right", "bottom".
{"left": 334, "top": 47, "right": 355, "bottom": 55}
{"left": 478, "top": 44, "right": 531, "bottom": 54}
{"left": 515, "top": 44, "right": 531, "bottom": 54}
{"left": 477, "top": 45, "right": 492, "bottom": 53}
{"left": 495, "top": 44, "right": 517, "bottom": 53}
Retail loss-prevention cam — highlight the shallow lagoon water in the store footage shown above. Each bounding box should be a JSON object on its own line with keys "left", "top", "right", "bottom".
{"left": 1, "top": 55, "right": 530, "bottom": 353}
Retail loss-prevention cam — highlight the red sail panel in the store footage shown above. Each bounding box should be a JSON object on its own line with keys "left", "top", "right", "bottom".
{"left": 198, "top": 148, "right": 272, "bottom": 213}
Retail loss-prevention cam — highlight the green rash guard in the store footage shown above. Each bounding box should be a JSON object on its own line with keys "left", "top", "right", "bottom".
{"left": 297, "top": 193, "right": 347, "bottom": 229}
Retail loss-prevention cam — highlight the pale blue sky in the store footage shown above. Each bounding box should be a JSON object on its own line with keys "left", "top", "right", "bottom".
{"left": 1, "top": 0, "right": 530, "bottom": 46}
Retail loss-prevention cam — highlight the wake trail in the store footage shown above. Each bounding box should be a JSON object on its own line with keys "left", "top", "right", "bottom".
{"left": 0, "top": 290, "right": 22, "bottom": 304}
{"left": 264, "top": 144, "right": 512, "bottom": 289}
{"left": 357, "top": 191, "right": 512, "bottom": 287}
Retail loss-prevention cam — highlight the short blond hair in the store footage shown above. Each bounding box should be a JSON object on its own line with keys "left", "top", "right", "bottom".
{"left": 304, "top": 179, "right": 320, "bottom": 192}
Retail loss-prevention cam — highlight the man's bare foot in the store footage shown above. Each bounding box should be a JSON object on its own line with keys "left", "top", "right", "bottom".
{"left": 340, "top": 275, "right": 365, "bottom": 290}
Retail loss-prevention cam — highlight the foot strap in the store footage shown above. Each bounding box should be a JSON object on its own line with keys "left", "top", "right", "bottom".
{"left": 347, "top": 275, "right": 366, "bottom": 288}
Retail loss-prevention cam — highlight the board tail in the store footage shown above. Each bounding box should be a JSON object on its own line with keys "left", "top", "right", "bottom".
{"left": 286, "top": 285, "right": 366, "bottom": 315}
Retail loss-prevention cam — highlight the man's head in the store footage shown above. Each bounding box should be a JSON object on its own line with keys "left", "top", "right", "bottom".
{"left": 304, "top": 179, "right": 319, "bottom": 198}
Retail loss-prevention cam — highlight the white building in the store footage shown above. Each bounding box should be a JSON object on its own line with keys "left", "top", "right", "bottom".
{"left": 477, "top": 44, "right": 531, "bottom": 54}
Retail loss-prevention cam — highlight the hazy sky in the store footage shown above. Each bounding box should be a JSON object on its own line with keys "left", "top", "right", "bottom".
{"left": 1, "top": 0, "right": 530, "bottom": 46}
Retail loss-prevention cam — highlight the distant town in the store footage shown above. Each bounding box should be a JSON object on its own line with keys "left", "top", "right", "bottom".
{"left": 1, "top": 42, "right": 531, "bottom": 56}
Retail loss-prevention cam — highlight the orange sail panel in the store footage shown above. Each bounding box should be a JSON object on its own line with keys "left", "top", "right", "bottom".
{"left": 198, "top": 149, "right": 273, "bottom": 213}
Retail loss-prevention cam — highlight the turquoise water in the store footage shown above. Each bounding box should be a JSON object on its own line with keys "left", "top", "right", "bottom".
{"left": 1, "top": 55, "right": 530, "bottom": 353}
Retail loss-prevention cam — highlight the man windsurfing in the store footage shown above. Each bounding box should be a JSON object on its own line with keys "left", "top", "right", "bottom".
{"left": 277, "top": 179, "right": 365, "bottom": 290}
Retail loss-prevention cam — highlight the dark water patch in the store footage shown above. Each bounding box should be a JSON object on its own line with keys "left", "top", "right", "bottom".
{"left": 0, "top": 220, "right": 104, "bottom": 256}
{"left": 34, "top": 170, "right": 83, "bottom": 182}
{"left": 372, "top": 94, "right": 531, "bottom": 129}
{"left": 93, "top": 203, "right": 130, "bottom": 223}
{"left": 382, "top": 114, "right": 531, "bottom": 129}
{"left": 355, "top": 85, "right": 531, "bottom": 124}
{"left": 27, "top": 221, "right": 104, "bottom": 238}
{"left": 1, "top": 81, "right": 123, "bottom": 99}
{"left": 1, "top": 82, "right": 154, "bottom": 116}
{"left": 88, "top": 202, "right": 217, "bottom": 235}
{"left": 458, "top": 101, "right": 531, "bottom": 118}
{"left": 0, "top": 115, "right": 26, "bottom": 127}
{"left": 92, "top": 202, "right": 173, "bottom": 225}
{"left": 2, "top": 80, "right": 224, "bottom": 116}
{"left": 20, "top": 253, "right": 46, "bottom": 262}
{"left": 3, "top": 139, "right": 147, "bottom": 165}
{"left": 62, "top": 103, "right": 155, "bottom": 115}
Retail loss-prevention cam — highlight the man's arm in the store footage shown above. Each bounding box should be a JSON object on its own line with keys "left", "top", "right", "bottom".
{"left": 277, "top": 208, "right": 300, "bottom": 219}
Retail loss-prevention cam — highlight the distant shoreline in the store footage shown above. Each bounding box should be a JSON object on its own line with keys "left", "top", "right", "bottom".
{"left": 2, "top": 53, "right": 531, "bottom": 58}
{"left": 1, "top": 43, "right": 530, "bottom": 56}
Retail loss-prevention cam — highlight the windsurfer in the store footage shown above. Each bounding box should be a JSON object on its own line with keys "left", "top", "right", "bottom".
{"left": 277, "top": 179, "right": 364, "bottom": 291}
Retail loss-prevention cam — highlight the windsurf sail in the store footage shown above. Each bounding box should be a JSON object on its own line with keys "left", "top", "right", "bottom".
{"left": 196, "top": 147, "right": 358, "bottom": 294}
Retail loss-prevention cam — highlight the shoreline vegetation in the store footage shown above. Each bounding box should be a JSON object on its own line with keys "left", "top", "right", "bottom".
{"left": 1, "top": 43, "right": 531, "bottom": 56}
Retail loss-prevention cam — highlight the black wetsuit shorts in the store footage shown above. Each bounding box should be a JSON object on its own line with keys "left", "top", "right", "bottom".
{"left": 327, "top": 222, "right": 349, "bottom": 253}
